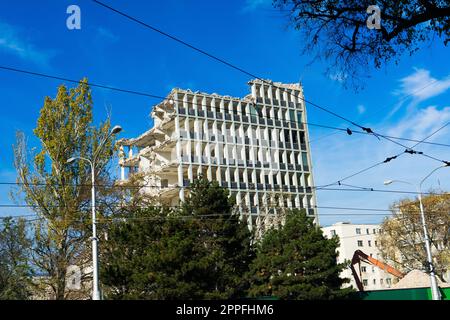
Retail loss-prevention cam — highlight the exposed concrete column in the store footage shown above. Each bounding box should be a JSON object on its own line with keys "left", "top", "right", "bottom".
{"left": 275, "top": 86, "right": 281, "bottom": 101}
{"left": 294, "top": 193, "right": 301, "bottom": 208}
{"left": 119, "top": 145, "right": 126, "bottom": 181}
{"left": 267, "top": 84, "right": 273, "bottom": 100}
{"left": 287, "top": 195, "right": 293, "bottom": 209}
{"left": 251, "top": 83, "right": 257, "bottom": 99}
{"left": 259, "top": 84, "right": 264, "bottom": 99}
{"left": 174, "top": 92, "right": 185, "bottom": 202}
{"left": 205, "top": 99, "right": 215, "bottom": 181}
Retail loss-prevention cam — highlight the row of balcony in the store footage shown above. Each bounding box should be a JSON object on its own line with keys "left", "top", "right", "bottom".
{"left": 179, "top": 131, "right": 307, "bottom": 151}
{"left": 178, "top": 108, "right": 303, "bottom": 130}
{"left": 180, "top": 155, "right": 310, "bottom": 172}
{"left": 182, "top": 179, "right": 313, "bottom": 193}
{"left": 249, "top": 207, "right": 315, "bottom": 216}
{"left": 254, "top": 97, "right": 301, "bottom": 109}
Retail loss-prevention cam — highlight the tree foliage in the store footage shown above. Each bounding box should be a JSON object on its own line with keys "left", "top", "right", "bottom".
{"left": 273, "top": 0, "right": 450, "bottom": 86}
{"left": 378, "top": 192, "right": 450, "bottom": 281}
{"left": 0, "top": 218, "right": 32, "bottom": 300}
{"left": 101, "top": 178, "right": 254, "bottom": 299}
{"left": 247, "top": 209, "right": 352, "bottom": 299}
{"left": 13, "top": 79, "right": 117, "bottom": 299}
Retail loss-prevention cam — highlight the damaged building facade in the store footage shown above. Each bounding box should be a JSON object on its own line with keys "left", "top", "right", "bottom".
{"left": 118, "top": 79, "right": 318, "bottom": 230}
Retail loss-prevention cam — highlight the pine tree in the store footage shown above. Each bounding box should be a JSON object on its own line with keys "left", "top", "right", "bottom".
{"left": 101, "top": 178, "right": 254, "bottom": 299}
{"left": 179, "top": 178, "right": 255, "bottom": 299}
{"left": 0, "top": 218, "right": 32, "bottom": 300}
{"left": 247, "top": 209, "right": 353, "bottom": 299}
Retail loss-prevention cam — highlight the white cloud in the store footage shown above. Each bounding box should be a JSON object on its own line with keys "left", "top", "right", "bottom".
{"left": 312, "top": 105, "right": 450, "bottom": 226}
{"left": 387, "top": 105, "right": 450, "bottom": 142}
{"left": 0, "top": 20, "right": 55, "bottom": 67}
{"left": 357, "top": 104, "right": 366, "bottom": 115}
{"left": 241, "top": 0, "right": 272, "bottom": 12}
{"left": 96, "top": 27, "right": 119, "bottom": 43}
{"left": 329, "top": 72, "right": 348, "bottom": 83}
{"left": 388, "top": 68, "right": 450, "bottom": 117}
{"left": 397, "top": 68, "right": 450, "bottom": 101}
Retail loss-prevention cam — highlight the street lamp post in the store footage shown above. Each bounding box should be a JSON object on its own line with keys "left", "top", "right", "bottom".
{"left": 384, "top": 164, "right": 448, "bottom": 301}
{"left": 67, "top": 125, "right": 122, "bottom": 300}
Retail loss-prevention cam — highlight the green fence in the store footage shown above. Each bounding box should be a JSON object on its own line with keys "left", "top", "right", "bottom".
{"left": 354, "top": 287, "right": 450, "bottom": 300}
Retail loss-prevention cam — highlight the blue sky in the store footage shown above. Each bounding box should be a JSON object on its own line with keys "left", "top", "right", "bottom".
{"left": 0, "top": 0, "right": 449, "bottom": 226}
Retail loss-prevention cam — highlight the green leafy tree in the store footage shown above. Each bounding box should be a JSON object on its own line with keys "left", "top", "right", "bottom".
{"left": 378, "top": 192, "right": 450, "bottom": 281}
{"left": 101, "top": 178, "right": 254, "bottom": 299}
{"left": 274, "top": 0, "right": 450, "bottom": 86}
{"left": 0, "top": 217, "right": 32, "bottom": 300}
{"left": 247, "top": 209, "right": 352, "bottom": 299}
{"left": 13, "top": 79, "right": 117, "bottom": 299}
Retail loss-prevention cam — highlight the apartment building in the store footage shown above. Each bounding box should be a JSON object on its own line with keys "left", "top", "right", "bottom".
{"left": 118, "top": 79, "right": 318, "bottom": 230}
{"left": 322, "top": 222, "right": 400, "bottom": 291}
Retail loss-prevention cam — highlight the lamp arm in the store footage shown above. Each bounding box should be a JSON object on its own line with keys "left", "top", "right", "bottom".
{"left": 419, "top": 165, "right": 446, "bottom": 191}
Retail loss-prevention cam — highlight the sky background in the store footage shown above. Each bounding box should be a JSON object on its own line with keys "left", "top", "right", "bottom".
{"left": 0, "top": 0, "right": 449, "bottom": 226}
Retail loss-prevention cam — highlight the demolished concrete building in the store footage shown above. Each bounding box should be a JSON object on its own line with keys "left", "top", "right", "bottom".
{"left": 118, "top": 79, "right": 319, "bottom": 230}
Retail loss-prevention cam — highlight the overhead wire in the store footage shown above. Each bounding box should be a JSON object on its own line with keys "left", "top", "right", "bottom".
{"left": 316, "top": 121, "right": 450, "bottom": 189}
{"left": 91, "top": 0, "right": 441, "bottom": 155}
{"left": 3, "top": 65, "right": 447, "bottom": 149}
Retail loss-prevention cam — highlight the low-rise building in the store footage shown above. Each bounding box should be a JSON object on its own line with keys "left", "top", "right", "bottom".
{"left": 322, "top": 222, "right": 400, "bottom": 291}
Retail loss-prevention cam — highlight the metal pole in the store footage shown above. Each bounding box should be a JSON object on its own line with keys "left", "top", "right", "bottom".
{"left": 91, "top": 161, "right": 100, "bottom": 300}
{"left": 417, "top": 187, "right": 442, "bottom": 300}
{"left": 67, "top": 126, "right": 121, "bottom": 301}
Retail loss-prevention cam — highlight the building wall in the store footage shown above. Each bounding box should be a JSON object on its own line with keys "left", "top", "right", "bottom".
{"left": 322, "top": 222, "right": 400, "bottom": 291}
{"left": 118, "top": 80, "right": 318, "bottom": 232}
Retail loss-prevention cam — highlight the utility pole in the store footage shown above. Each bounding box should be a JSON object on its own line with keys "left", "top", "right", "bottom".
{"left": 67, "top": 125, "right": 122, "bottom": 300}
{"left": 384, "top": 164, "right": 448, "bottom": 300}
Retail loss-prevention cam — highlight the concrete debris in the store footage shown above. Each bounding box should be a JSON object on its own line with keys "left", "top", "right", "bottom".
{"left": 392, "top": 270, "right": 450, "bottom": 289}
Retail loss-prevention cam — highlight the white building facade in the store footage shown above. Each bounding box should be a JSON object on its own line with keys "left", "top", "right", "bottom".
{"left": 322, "top": 222, "right": 399, "bottom": 291}
{"left": 118, "top": 79, "right": 318, "bottom": 230}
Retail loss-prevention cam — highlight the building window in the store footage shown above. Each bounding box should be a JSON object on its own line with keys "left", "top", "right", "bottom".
{"left": 366, "top": 228, "right": 370, "bottom": 234}
{"left": 386, "top": 278, "right": 392, "bottom": 285}
{"left": 357, "top": 240, "right": 363, "bottom": 247}
{"left": 330, "top": 230, "right": 336, "bottom": 236}
{"left": 373, "top": 228, "right": 376, "bottom": 234}
{"left": 356, "top": 228, "right": 361, "bottom": 235}
{"left": 297, "top": 111, "right": 302, "bottom": 123}
{"left": 380, "top": 279, "right": 384, "bottom": 285}
{"left": 362, "top": 279, "right": 368, "bottom": 286}
{"left": 375, "top": 240, "right": 378, "bottom": 246}
{"left": 161, "top": 179, "right": 169, "bottom": 187}
{"left": 373, "top": 279, "right": 376, "bottom": 285}
{"left": 368, "top": 240, "right": 372, "bottom": 247}
{"left": 361, "top": 266, "right": 367, "bottom": 273}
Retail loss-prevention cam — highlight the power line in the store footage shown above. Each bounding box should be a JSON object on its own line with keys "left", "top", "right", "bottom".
{"left": 2, "top": 180, "right": 448, "bottom": 196}
{"left": 0, "top": 65, "right": 447, "bottom": 195}
{"left": 0, "top": 65, "right": 164, "bottom": 99}
{"left": 1, "top": 64, "right": 449, "bottom": 153}
{"left": 0, "top": 212, "right": 442, "bottom": 225}
{"left": 92, "top": 0, "right": 431, "bottom": 151}
{"left": 1, "top": 65, "right": 446, "bottom": 199}
{"left": 317, "top": 187, "right": 449, "bottom": 196}
{"left": 1, "top": 201, "right": 448, "bottom": 214}
{"left": 310, "top": 78, "right": 444, "bottom": 144}
{"left": 365, "top": 79, "right": 439, "bottom": 119}
{"left": 4, "top": 61, "right": 444, "bottom": 155}
{"left": 316, "top": 122, "right": 450, "bottom": 188}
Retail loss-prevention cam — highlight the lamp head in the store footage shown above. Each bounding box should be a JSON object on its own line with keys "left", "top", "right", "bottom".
{"left": 66, "top": 157, "right": 77, "bottom": 164}
{"left": 110, "top": 125, "right": 122, "bottom": 135}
